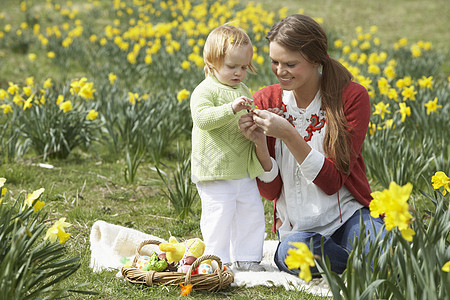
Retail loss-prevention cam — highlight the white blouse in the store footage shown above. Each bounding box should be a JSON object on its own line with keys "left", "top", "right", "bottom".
{"left": 259, "top": 90, "right": 363, "bottom": 242}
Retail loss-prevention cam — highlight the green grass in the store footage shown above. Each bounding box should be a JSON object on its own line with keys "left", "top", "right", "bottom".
{"left": 0, "top": 153, "right": 323, "bottom": 299}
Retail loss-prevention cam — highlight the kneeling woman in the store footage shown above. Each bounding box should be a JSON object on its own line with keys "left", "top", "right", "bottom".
{"left": 239, "top": 14, "right": 386, "bottom": 275}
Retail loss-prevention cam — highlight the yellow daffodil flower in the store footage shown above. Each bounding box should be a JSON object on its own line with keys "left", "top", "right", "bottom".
{"left": 43, "top": 78, "right": 52, "bottom": 89}
{"left": 383, "top": 65, "right": 396, "bottom": 80}
{"left": 0, "top": 178, "right": 6, "bottom": 204}
{"left": 13, "top": 94, "right": 24, "bottom": 106}
{"left": 418, "top": 76, "right": 433, "bottom": 90}
{"left": 78, "top": 82, "right": 96, "bottom": 100}
{"left": 127, "top": 52, "right": 137, "bottom": 64}
{"left": 24, "top": 188, "right": 45, "bottom": 212}
{"left": 373, "top": 102, "right": 390, "bottom": 120}
{"left": 377, "top": 77, "right": 390, "bottom": 95}
{"left": 70, "top": 78, "right": 87, "bottom": 95}
{"left": 144, "top": 54, "right": 152, "bottom": 64}
{"left": 23, "top": 94, "right": 34, "bottom": 110}
{"left": 0, "top": 104, "right": 12, "bottom": 114}
{"left": 181, "top": 60, "right": 190, "bottom": 70}
{"left": 401, "top": 86, "right": 417, "bottom": 101}
{"left": 28, "top": 53, "right": 37, "bottom": 61}
{"left": 370, "top": 182, "right": 415, "bottom": 241}
{"left": 23, "top": 86, "right": 32, "bottom": 96}
{"left": 403, "top": 76, "right": 412, "bottom": 86}
{"left": 45, "top": 217, "right": 72, "bottom": 244}
{"left": 442, "top": 261, "right": 450, "bottom": 272}
{"left": 60, "top": 100, "right": 73, "bottom": 113}
{"left": 177, "top": 89, "right": 190, "bottom": 103}
{"left": 86, "top": 109, "right": 98, "bottom": 120}
{"left": 368, "top": 123, "right": 376, "bottom": 135}
{"left": 0, "top": 89, "right": 8, "bottom": 100}
{"left": 25, "top": 76, "right": 34, "bottom": 86}
{"left": 396, "top": 79, "right": 405, "bottom": 89}
{"left": 108, "top": 73, "right": 117, "bottom": 85}
{"left": 128, "top": 92, "right": 139, "bottom": 105}
{"left": 424, "top": 97, "right": 442, "bottom": 115}
{"left": 411, "top": 44, "right": 421, "bottom": 57}
{"left": 360, "top": 41, "right": 371, "bottom": 50}
{"left": 342, "top": 45, "right": 351, "bottom": 55}
{"left": 368, "top": 64, "right": 380, "bottom": 75}
{"left": 398, "top": 103, "right": 410, "bottom": 122}
{"left": 8, "top": 82, "right": 19, "bottom": 95}
{"left": 431, "top": 171, "right": 450, "bottom": 195}
{"left": 56, "top": 95, "right": 64, "bottom": 105}
{"left": 385, "top": 119, "right": 394, "bottom": 129}
{"left": 387, "top": 88, "right": 399, "bottom": 101}
{"left": 285, "top": 242, "right": 315, "bottom": 282}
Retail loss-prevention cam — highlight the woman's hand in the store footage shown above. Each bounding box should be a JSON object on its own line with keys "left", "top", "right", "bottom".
{"left": 239, "top": 111, "right": 273, "bottom": 171}
{"left": 275, "top": 218, "right": 283, "bottom": 231}
{"left": 267, "top": 107, "right": 284, "bottom": 117}
{"left": 252, "top": 109, "right": 294, "bottom": 140}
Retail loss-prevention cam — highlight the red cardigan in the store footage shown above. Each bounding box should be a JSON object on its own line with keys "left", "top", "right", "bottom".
{"left": 253, "top": 83, "right": 372, "bottom": 230}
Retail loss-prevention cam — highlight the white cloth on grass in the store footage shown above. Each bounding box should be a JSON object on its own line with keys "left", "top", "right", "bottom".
{"left": 89, "top": 220, "right": 331, "bottom": 297}
{"left": 89, "top": 220, "right": 164, "bottom": 272}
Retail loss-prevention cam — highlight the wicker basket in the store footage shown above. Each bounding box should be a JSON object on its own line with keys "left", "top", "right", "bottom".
{"left": 121, "top": 239, "right": 234, "bottom": 291}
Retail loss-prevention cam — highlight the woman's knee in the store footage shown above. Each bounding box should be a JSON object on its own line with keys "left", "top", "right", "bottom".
{"left": 274, "top": 232, "right": 322, "bottom": 271}
{"left": 278, "top": 231, "right": 321, "bottom": 255}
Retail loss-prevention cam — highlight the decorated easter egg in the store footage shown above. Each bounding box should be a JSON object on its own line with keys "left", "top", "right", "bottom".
{"left": 183, "top": 256, "right": 197, "bottom": 265}
{"left": 135, "top": 256, "right": 151, "bottom": 270}
{"left": 210, "top": 260, "right": 219, "bottom": 271}
{"left": 191, "top": 267, "right": 198, "bottom": 275}
{"left": 178, "top": 264, "right": 191, "bottom": 273}
{"left": 197, "top": 263, "right": 213, "bottom": 274}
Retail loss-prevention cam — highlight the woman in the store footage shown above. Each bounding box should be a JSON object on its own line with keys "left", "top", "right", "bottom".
{"left": 239, "top": 14, "right": 385, "bottom": 275}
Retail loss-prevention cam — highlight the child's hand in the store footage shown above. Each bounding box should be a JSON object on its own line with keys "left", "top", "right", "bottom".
{"left": 232, "top": 96, "right": 252, "bottom": 114}
{"left": 267, "top": 107, "right": 284, "bottom": 117}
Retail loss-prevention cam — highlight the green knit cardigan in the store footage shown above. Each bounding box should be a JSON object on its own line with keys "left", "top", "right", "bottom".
{"left": 190, "top": 76, "right": 264, "bottom": 183}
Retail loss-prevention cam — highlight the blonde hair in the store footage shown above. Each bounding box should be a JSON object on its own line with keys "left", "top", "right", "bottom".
{"left": 203, "top": 24, "right": 256, "bottom": 76}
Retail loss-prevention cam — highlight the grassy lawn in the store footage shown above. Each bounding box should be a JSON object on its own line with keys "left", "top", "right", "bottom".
{"left": 1, "top": 0, "right": 449, "bottom": 299}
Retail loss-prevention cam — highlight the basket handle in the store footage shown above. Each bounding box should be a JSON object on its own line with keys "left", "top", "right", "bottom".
{"left": 132, "top": 239, "right": 162, "bottom": 267}
{"left": 184, "top": 254, "right": 224, "bottom": 289}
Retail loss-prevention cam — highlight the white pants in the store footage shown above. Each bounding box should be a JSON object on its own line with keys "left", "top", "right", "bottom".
{"left": 196, "top": 177, "right": 265, "bottom": 264}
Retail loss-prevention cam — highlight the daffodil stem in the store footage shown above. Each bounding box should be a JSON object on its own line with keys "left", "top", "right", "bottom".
{"left": 71, "top": 224, "right": 88, "bottom": 235}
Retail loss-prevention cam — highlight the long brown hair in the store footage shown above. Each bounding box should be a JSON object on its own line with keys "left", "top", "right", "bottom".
{"left": 266, "top": 14, "right": 353, "bottom": 174}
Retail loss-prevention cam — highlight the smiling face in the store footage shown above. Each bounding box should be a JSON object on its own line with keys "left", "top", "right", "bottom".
{"left": 213, "top": 44, "right": 253, "bottom": 87}
{"left": 269, "top": 41, "right": 320, "bottom": 103}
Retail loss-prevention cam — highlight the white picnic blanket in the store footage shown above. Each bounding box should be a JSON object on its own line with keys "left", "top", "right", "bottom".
{"left": 89, "top": 220, "right": 331, "bottom": 296}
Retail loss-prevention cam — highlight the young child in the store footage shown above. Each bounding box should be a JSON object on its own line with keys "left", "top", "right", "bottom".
{"left": 190, "top": 25, "right": 266, "bottom": 272}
